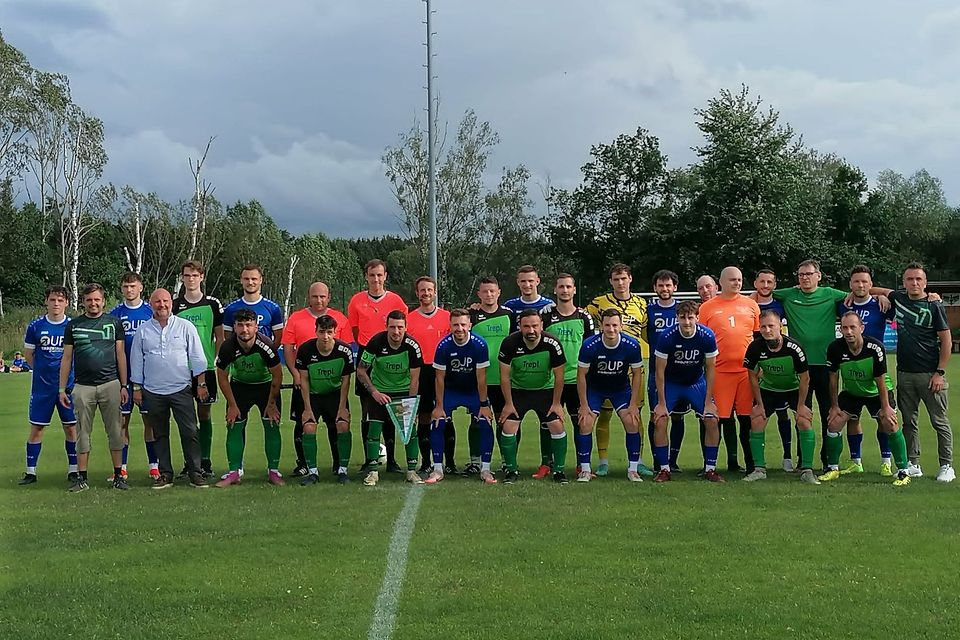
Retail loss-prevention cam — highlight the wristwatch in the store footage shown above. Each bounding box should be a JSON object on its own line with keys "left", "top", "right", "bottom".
{"left": 936, "top": 369, "right": 946, "bottom": 377}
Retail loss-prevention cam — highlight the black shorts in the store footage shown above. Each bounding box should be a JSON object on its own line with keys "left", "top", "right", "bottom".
{"left": 838, "top": 390, "right": 896, "bottom": 419}
{"left": 759, "top": 388, "right": 812, "bottom": 416}
{"left": 418, "top": 366, "right": 436, "bottom": 415}
{"left": 231, "top": 381, "right": 281, "bottom": 421}
{"left": 193, "top": 370, "right": 218, "bottom": 404}
{"left": 506, "top": 388, "right": 561, "bottom": 424}
{"left": 488, "top": 385, "right": 506, "bottom": 417}
{"left": 561, "top": 382, "right": 580, "bottom": 418}
{"left": 308, "top": 392, "right": 345, "bottom": 429}
{"left": 362, "top": 391, "right": 405, "bottom": 425}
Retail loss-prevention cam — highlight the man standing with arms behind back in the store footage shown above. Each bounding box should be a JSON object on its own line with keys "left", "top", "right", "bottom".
{"left": 59, "top": 283, "right": 129, "bottom": 492}
{"left": 872, "top": 262, "right": 954, "bottom": 482}
{"left": 282, "top": 281, "right": 351, "bottom": 477}
{"left": 172, "top": 260, "right": 224, "bottom": 479}
{"left": 348, "top": 259, "right": 408, "bottom": 472}
{"left": 586, "top": 263, "right": 651, "bottom": 477}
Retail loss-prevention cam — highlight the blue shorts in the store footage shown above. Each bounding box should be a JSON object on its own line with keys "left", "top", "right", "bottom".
{"left": 587, "top": 386, "right": 632, "bottom": 413}
{"left": 121, "top": 382, "right": 150, "bottom": 415}
{"left": 29, "top": 389, "right": 77, "bottom": 426}
{"left": 442, "top": 389, "right": 481, "bottom": 417}
{"left": 663, "top": 379, "right": 708, "bottom": 417}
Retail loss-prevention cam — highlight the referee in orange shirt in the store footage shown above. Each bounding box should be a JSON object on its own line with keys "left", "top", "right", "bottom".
{"left": 282, "top": 282, "right": 352, "bottom": 476}
{"left": 697, "top": 266, "right": 760, "bottom": 473}
{"left": 347, "top": 259, "right": 408, "bottom": 472}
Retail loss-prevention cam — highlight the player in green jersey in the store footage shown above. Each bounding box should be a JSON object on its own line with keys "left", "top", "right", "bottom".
{"left": 742, "top": 309, "right": 819, "bottom": 484}
{"left": 356, "top": 310, "right": 424, "bottom": 486}
{"left": 538, "top": 274, "right": 595, "bottom": 479}
{"left": 820, "top": 312, "right": 911, "bottom": 486}
{"left": 173, "top": 260, "right": 224, "bottom": 478}
{"left": 469, "top": 276, "right": 515, "bottom": 474}
{"left": 498, "top": 310, "right": 568, "bottom": 484}
{"left": 213, "top": 309, "right": 284, "bottom": 487}
{"left": 296, "top": 314, "right": 354, "bottom": 485}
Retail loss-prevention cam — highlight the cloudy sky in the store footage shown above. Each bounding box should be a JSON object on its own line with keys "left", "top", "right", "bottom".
{"left": 5, "top": 0, "right": 960, "bottom": 236}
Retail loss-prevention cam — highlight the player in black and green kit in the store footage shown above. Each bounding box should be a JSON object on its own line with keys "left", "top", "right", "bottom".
{"left": 498, "top": 309, "right": 568, "bottom": 484}
{"left": 821, "top": 312, "right": 910, "bottom": 486}
{"left": 213, "top": 309, "right": 284, "bottom": 487}
{"left": 356, "top": 310, "right": 424, "bottom": 486}
{"left": 469, "top": 276, "right": 515, "bottom": 474}
{"left": 296, "top": 314, "right": 354, "bottom": 485}
{"left": 742, "top": 309, "right": 820, "bottom": 484}
{"left": 173, "top": 260, "right": 224, "bottom": 477}
{"left": 538, "top": 273, "right": 595, "bottom": 478}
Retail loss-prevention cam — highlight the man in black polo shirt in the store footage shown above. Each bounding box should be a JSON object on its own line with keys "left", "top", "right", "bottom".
{"left": 875, "top": 262, "right": 954, "bottom": 482}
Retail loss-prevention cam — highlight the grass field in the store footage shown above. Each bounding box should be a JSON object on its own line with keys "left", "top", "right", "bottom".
{"left": 2, "top": 361, "right": 959, "bottom": 640}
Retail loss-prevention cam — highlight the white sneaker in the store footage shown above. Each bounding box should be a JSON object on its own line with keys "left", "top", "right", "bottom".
{"left": 576, "top": 469, "right": 592, "bottom": 483}
{"left": 936, "top": 465, "right": 955, "bottom": 483}
{"left": 906, "top": 463, "right": 923, "bottom": 478}
{"left": 782, "top": 459, "right": 795, "bottom": 473}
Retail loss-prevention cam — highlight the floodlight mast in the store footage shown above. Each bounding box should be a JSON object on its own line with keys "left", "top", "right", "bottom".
{"left": 425, "top": 0, "right": 438, "bottom": 283}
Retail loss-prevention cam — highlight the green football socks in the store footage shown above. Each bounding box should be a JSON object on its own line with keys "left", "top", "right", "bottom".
{"left": 750, "top": 430, "right": 766, "bottom": 469}
{"left": 337, "top": 431, "right": 352, "bottom": 469}
{"left": 199, "top": 418, "right": 213, "bottom": 463}
{"left": 888, "top": 429, "right": 909, "bottom": 470}
{"left": 226, "top": 419, "right": 245, "bottom": 471}
{"left": 798, "top": 429, "right": 815, "bottom": 470}
{"left": 501, "top": 432, "right": 518, "bottom": 472}
{"left": 550, "top": 432, "right": 567, "bottom": 473}
{"left": 366, "top": 420, "right": 384, "bottom": 469}
{"left": 303, "top": 432, "right": 318, "bottom": 469}
{"left": 263, "top": 419, "right": 281, "bottom": 470}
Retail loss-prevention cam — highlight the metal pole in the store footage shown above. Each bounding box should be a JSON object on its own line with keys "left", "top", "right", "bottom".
{"left": 425, "top": 0, "right": 438, "bottom": 282}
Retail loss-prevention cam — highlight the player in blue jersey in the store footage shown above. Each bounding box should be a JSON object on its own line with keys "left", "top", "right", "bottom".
{"left": 651, "top": 300, "right": 724, "bottom": 482}
{"left": 646, "top": 269, "right": 686, "bottom": 471}
{"left": 19, "top": 285, "right": 79, "bottom": 485}
{"left": 109, "top": 272, "right": 157, "bottom": 481}
{"left": 753, "top": 268, "right": 796, "bottom": 471}
{"left": 503, "top": 265, "right": 555, "bottom": 312}
{"left": 428, "top": 309, "right": 496, "bottom": 485}
{"left": 837, "top": 264, "right": 893, "bottom": 475}
{"left": 575, "top": 308, "right": 645, "bottom": 482}
{"left": 223, "top": 264, "right": 285, "bottom": 351}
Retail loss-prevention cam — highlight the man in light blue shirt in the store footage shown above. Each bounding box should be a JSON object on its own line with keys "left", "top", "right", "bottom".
{"left": 130, "top": 289, "right": 209, "bottom": 489}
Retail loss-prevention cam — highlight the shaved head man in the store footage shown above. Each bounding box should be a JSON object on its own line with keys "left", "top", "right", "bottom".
{"left": 282, "top": 281, "right": 352, "bottom": 477}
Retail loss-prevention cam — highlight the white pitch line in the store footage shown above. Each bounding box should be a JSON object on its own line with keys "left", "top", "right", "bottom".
{"left": 367, "top": 485, "right": 425, "bottom": 640}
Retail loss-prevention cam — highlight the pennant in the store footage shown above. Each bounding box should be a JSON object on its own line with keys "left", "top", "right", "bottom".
{"left": 386, "top": 395, "right": 420, "bottom": 445}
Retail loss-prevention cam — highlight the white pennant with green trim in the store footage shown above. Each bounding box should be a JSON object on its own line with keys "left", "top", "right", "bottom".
{"left": 386, "top": 395, "right": 420, "bottom": 445}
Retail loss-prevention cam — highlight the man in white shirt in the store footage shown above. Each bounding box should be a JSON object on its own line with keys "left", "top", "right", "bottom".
{"left": 130, "top": 289, "right": 209, "bottom": 489}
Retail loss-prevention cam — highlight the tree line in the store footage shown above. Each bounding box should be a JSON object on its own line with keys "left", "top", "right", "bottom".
{"left": 2, "top": 30, "right": 959, "bottom": 318}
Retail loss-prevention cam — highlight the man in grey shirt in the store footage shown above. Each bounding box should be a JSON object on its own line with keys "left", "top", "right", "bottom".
{"left": 875, "top": 262, "right": 954, "bottom": 482}
{"left": 131, "top": 288, "right": 209, "bottom": 489}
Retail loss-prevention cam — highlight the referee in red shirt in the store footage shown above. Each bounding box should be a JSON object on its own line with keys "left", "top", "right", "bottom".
{"left": 347, "top": 259, "right": 407, "bottom": 472}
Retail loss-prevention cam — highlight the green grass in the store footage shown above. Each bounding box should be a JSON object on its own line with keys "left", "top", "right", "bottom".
{"left": 1, "top": 360, "right": 958, "bottom": 640}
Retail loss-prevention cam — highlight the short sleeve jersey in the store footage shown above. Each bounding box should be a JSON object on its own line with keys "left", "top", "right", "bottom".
{"left": 223, "top": 296, "right": 284, "bottom": 340}
{"left": 360, "top": 331, "right": 423, "bottom": 394}
{"left": 470, "top": 306, "right": 514, "bottom": 385}
{"left": 215, "top": 335, "right": 280, "bottom": 385}
{"left": 698, "top": 295, "right": 761, "bottom": 373}
{"left": 826, "top": 335, "right": 893, "bottom": 397}
{"left": 282, "top": 307, "right": 352, "bottom": 348}
{"left": 540, "top": 306, "right": 596, "bottom": 384}
{"left": 586, "top": 293, "right": 649, "bottom": 358}
{"left": 109, "top": 301, "right": 153, "bottom": 361}
{"left": 347, "top": 291, "right": 407, "bottom": 347}
{"left": 773, "top": 287, "right": 848, "bottom": 365}
{"left": 654, "top": 325, "right": 719, "bottom": 386}
{"left": 295, "top": 339, "right": 354, "bottom": 396}
{"left": 503, "top": 295, "right": 554, "bottom": 313}
{"left": 64, "top": 314, "right": 124, "bottom": 386}
{"left": 887, "top": 290, "right": 950, "bottom": 373}
{"left": 646, "top": 299, "right": 678, "bottom": 362}
{"left": 433, "top": 333, "right": 490, "bottom": 394}
{"left": 172, "top": 294, "right": 224, "bottom": 371}
{"left": 498, "top": 331, "right": 566, "bottom": 391}
{"left": 406, "top": 307, "right": 451, "bottom": 365}
{"left": 577, "top": 333, "right": 643, "bottom": 393}
{"left": 24, "top": 315, "right": 73, "bottom": 389}
{"left": 743, "top": 335, "right": 808, "bottom": 392}
{"left": 838, "top": 298, "right": 886, "bottom": 341}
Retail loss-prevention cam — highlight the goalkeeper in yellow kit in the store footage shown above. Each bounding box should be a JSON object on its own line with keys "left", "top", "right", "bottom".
{"left": 586, "top": 264, "right": 654, "bottom": 476}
